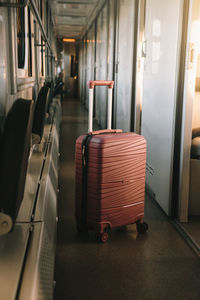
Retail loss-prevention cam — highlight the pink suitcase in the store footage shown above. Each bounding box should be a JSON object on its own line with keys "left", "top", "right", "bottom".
{"left": 75, "top": 80, "right": 148, "bottom": 242}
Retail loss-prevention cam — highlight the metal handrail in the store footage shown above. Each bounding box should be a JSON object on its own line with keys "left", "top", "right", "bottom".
{"left": 0, "top": 0, "right": 28, "bottom": 8}
{"left": 0, "top": 0, "right": 53, "bottom": 55}
{"left": 28, "top": 0, "right": 53, "bottom": 55}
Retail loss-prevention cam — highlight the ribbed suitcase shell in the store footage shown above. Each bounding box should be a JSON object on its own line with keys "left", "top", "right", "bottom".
{"left": 75, "top": 131, "right": 146, "bottom": 234}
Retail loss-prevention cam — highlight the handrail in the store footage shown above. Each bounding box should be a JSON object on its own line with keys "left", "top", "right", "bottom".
{"left": 0, "top": 0, "right": 53, "bottom": 56}
{"left": 0, "top": 0, "right": 28, "bottom": 8}
{"left": 28, "top": 0, "right": 53, "bottom": 55}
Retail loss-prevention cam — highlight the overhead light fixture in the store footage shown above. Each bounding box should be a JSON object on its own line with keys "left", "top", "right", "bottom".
{"left": 63, "top": 38, "right": 76, "bottom": 43}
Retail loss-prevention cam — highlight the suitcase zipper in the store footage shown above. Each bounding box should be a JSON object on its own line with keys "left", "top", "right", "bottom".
{"left": 82, "top": 145, "right": 86, "bottom": 167}
{"left": 81, "top": 134, "right": 93, "bottom": 227}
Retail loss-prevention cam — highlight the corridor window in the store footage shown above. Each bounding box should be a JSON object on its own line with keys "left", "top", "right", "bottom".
{"left": 28, "top": 8, "right": 32, "bottom": 77}
{"left": 17, "top": 5, "right": 33, "bottom": 78}
{"left": 41, "top": 37, "right": 44, "bottom": 77}
{"left": 40, "top": 0, "right": 45, "bottom": 77}
{"left": 17, "top": 6, "right": 25, "bottom": 69}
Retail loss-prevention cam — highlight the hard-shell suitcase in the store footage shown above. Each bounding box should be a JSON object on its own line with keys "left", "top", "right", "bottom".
{"left": 75, "top": 80, "right": 148, "bottom": 242}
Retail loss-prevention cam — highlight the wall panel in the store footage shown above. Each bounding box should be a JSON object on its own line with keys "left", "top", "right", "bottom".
{"left": 114, "top": 0, "right": 135, "bottom": 131}
{"left": 95, "top": 3, "right": 109, "bottom": 128}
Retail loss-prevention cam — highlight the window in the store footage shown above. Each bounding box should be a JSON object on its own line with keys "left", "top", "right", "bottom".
{"left": 28, "top": 8, "right": 32, "bottom": 76}
{"left": 40, "top": 0, "right": 43, "bottom": 20}
{"left": 40, "top": 0, "right": 44, "bottom": 76}
{"left": 17, "top": 6, "right": 25, "bottom": 69}
{"left": 46, "top": 1, "right": 49, "bottom": 76}
{"left": 41, "top": 37, "right": 44, "bottom": 76}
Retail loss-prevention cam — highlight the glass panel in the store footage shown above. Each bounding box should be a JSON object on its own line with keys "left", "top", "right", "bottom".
{"left": 40, "top": 0, "right": 43, "bottom": 22}
{"left": 85, "top": 24, "right": 95, "bottom": 110}
{"left": 40, "top": 0, "right": 44, "bottom": 76}
{"left": 41, "top": 36, "right": 44, "bottom": 76}
{"left": 114, "top": 0, "right": 135, "bottom": 131}
{"left": 95, "top": 3, "right": 108, "bottom": 128}
{"left": 107, "top": 0, "right": 115, "bottom": 81}
{"left": 46, "top": 2, "right": 49, "bottom": 77}
{"left": 17, "top": 6, "right": 25, "bottom": 69}
{"left": 82, "top": 37, "right": 87, "bottom": 104}
{"left": 28, "top": 8, "right": 32, "bottom": 77}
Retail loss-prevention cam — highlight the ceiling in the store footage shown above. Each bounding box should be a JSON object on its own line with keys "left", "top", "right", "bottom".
{"left": 51, "top": 0, "right": 100, "bottom": 39}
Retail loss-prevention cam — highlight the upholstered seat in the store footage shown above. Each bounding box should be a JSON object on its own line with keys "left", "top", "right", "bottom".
{"left": 191, "top": 137, "right": 200, "bottom": 159}
{"left": 32, "top": 85, "right": 50, "bottom": 143}
{"left": 191, "top": 128, "right": 200, "bottom": 159}
{"left": 192, "top": 127, "right": 200, "bottom": 139}
{"left": 0, "top": 99, "right": 33, "bottom": 225}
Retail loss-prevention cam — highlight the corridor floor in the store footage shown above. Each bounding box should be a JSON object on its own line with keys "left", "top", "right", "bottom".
{"left": 55, "top": 98, "right": 200, "bottom": 300}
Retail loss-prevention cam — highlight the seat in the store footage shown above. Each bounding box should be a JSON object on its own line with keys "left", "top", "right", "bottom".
{"left": 191, "top": 128, "right": 200, "bottom": 159}
{"left": 192, "top": 127, "right": 200, "bottom": 139}
{"left": 32, "top": 85, "right": 50, "bottom": 144}
{"left": 45, "top": 81, "right": 54, "bottom": 113}
{"left": 0, "top": 99, "right": 33, "bottom": 233}
{"left": 191, "top": 137, "right": 200, "bottom": 159}
{"left": 54, "top": 79, "right": 63, "bottom": 97}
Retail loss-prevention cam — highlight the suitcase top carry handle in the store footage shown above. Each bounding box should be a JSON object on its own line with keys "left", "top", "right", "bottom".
{"left": 88, "top": 80, "right": 114, "bottom": 89}
{"left": 88, "top": 80, "right": 114, "bottom": 132}
{"left": 89, "top": 129, "right": 122, "bottom": 135}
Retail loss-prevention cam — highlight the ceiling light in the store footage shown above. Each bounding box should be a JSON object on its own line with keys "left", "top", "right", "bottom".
{"left": 63, "top": 38, "right": 76, "bottom": 43}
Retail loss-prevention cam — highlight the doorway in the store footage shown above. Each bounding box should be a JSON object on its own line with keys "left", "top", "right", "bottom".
{"left": 178, "top": 0, "right": 200, "bottom": 250}
{"left": 63, "top": 41, "right": 78, "bottom": 98}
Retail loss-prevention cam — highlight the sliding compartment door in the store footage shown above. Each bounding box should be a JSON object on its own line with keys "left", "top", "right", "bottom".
{"left": 141, "top": 0, "right": 182, "bottom": 215}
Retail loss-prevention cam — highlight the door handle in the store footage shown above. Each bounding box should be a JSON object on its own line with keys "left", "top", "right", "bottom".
{"left": 142, "top": 40, "right": 147, "bottom": 58}
{"left": 188, "top": 42, "right": 195, "bottom": 69}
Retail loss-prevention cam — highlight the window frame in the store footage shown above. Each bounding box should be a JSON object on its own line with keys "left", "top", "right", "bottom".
{"left": 17, "top": 6, "right": 29, "bottom": 78}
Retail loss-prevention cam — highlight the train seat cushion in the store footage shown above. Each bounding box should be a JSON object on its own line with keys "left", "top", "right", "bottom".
{"left": 192, "top": 127, "right": 200, "bottom": 139}
{"left": 45, "top": 81, "right": 54, "bottom": 112}
{"left": 32, "top": 85, "right": 50, "bottom": 143}
{"left": 191, "top": 137, "right": 200, "bottom": 159}
{"left": 0, "top": 99, "right": 33, "bottom": 222}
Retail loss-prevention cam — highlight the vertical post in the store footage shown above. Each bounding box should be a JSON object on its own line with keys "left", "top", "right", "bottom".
{"left": 88, "top": 88, "right": 94, "bottom": 132}
{"left": 107, "top": 88, "right": 112, "bottom": 129}
{"left": 8, "top": 7, "right": 17, "bottom": 95}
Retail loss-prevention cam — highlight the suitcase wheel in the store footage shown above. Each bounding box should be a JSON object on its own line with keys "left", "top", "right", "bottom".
{"left": 136, "top": 221, "right": 148, "bottom": 234}
{"left": 96, "top": 231, "right": 109, "bottom": 243}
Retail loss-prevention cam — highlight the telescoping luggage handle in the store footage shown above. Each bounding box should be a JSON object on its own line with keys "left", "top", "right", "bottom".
{"left": 88, "top": 80, "right": 114, "bottom": 132}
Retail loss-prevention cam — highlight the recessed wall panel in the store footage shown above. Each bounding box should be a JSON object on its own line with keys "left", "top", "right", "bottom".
{"left": 95, "top": 3, "right": 108, "bottom": 128}
{"left": 114, "top": 0, "right": 135, "bottom": 132}
{"left": 107, "top": 0, "right": 115, "bottom": 83}
{"left": 85, "top": 24, "right": 95, "bottom": 109}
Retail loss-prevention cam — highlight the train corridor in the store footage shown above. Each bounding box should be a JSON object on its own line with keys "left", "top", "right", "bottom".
{"left": 55, "top": 98, "right": 200, "bottom": 300}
